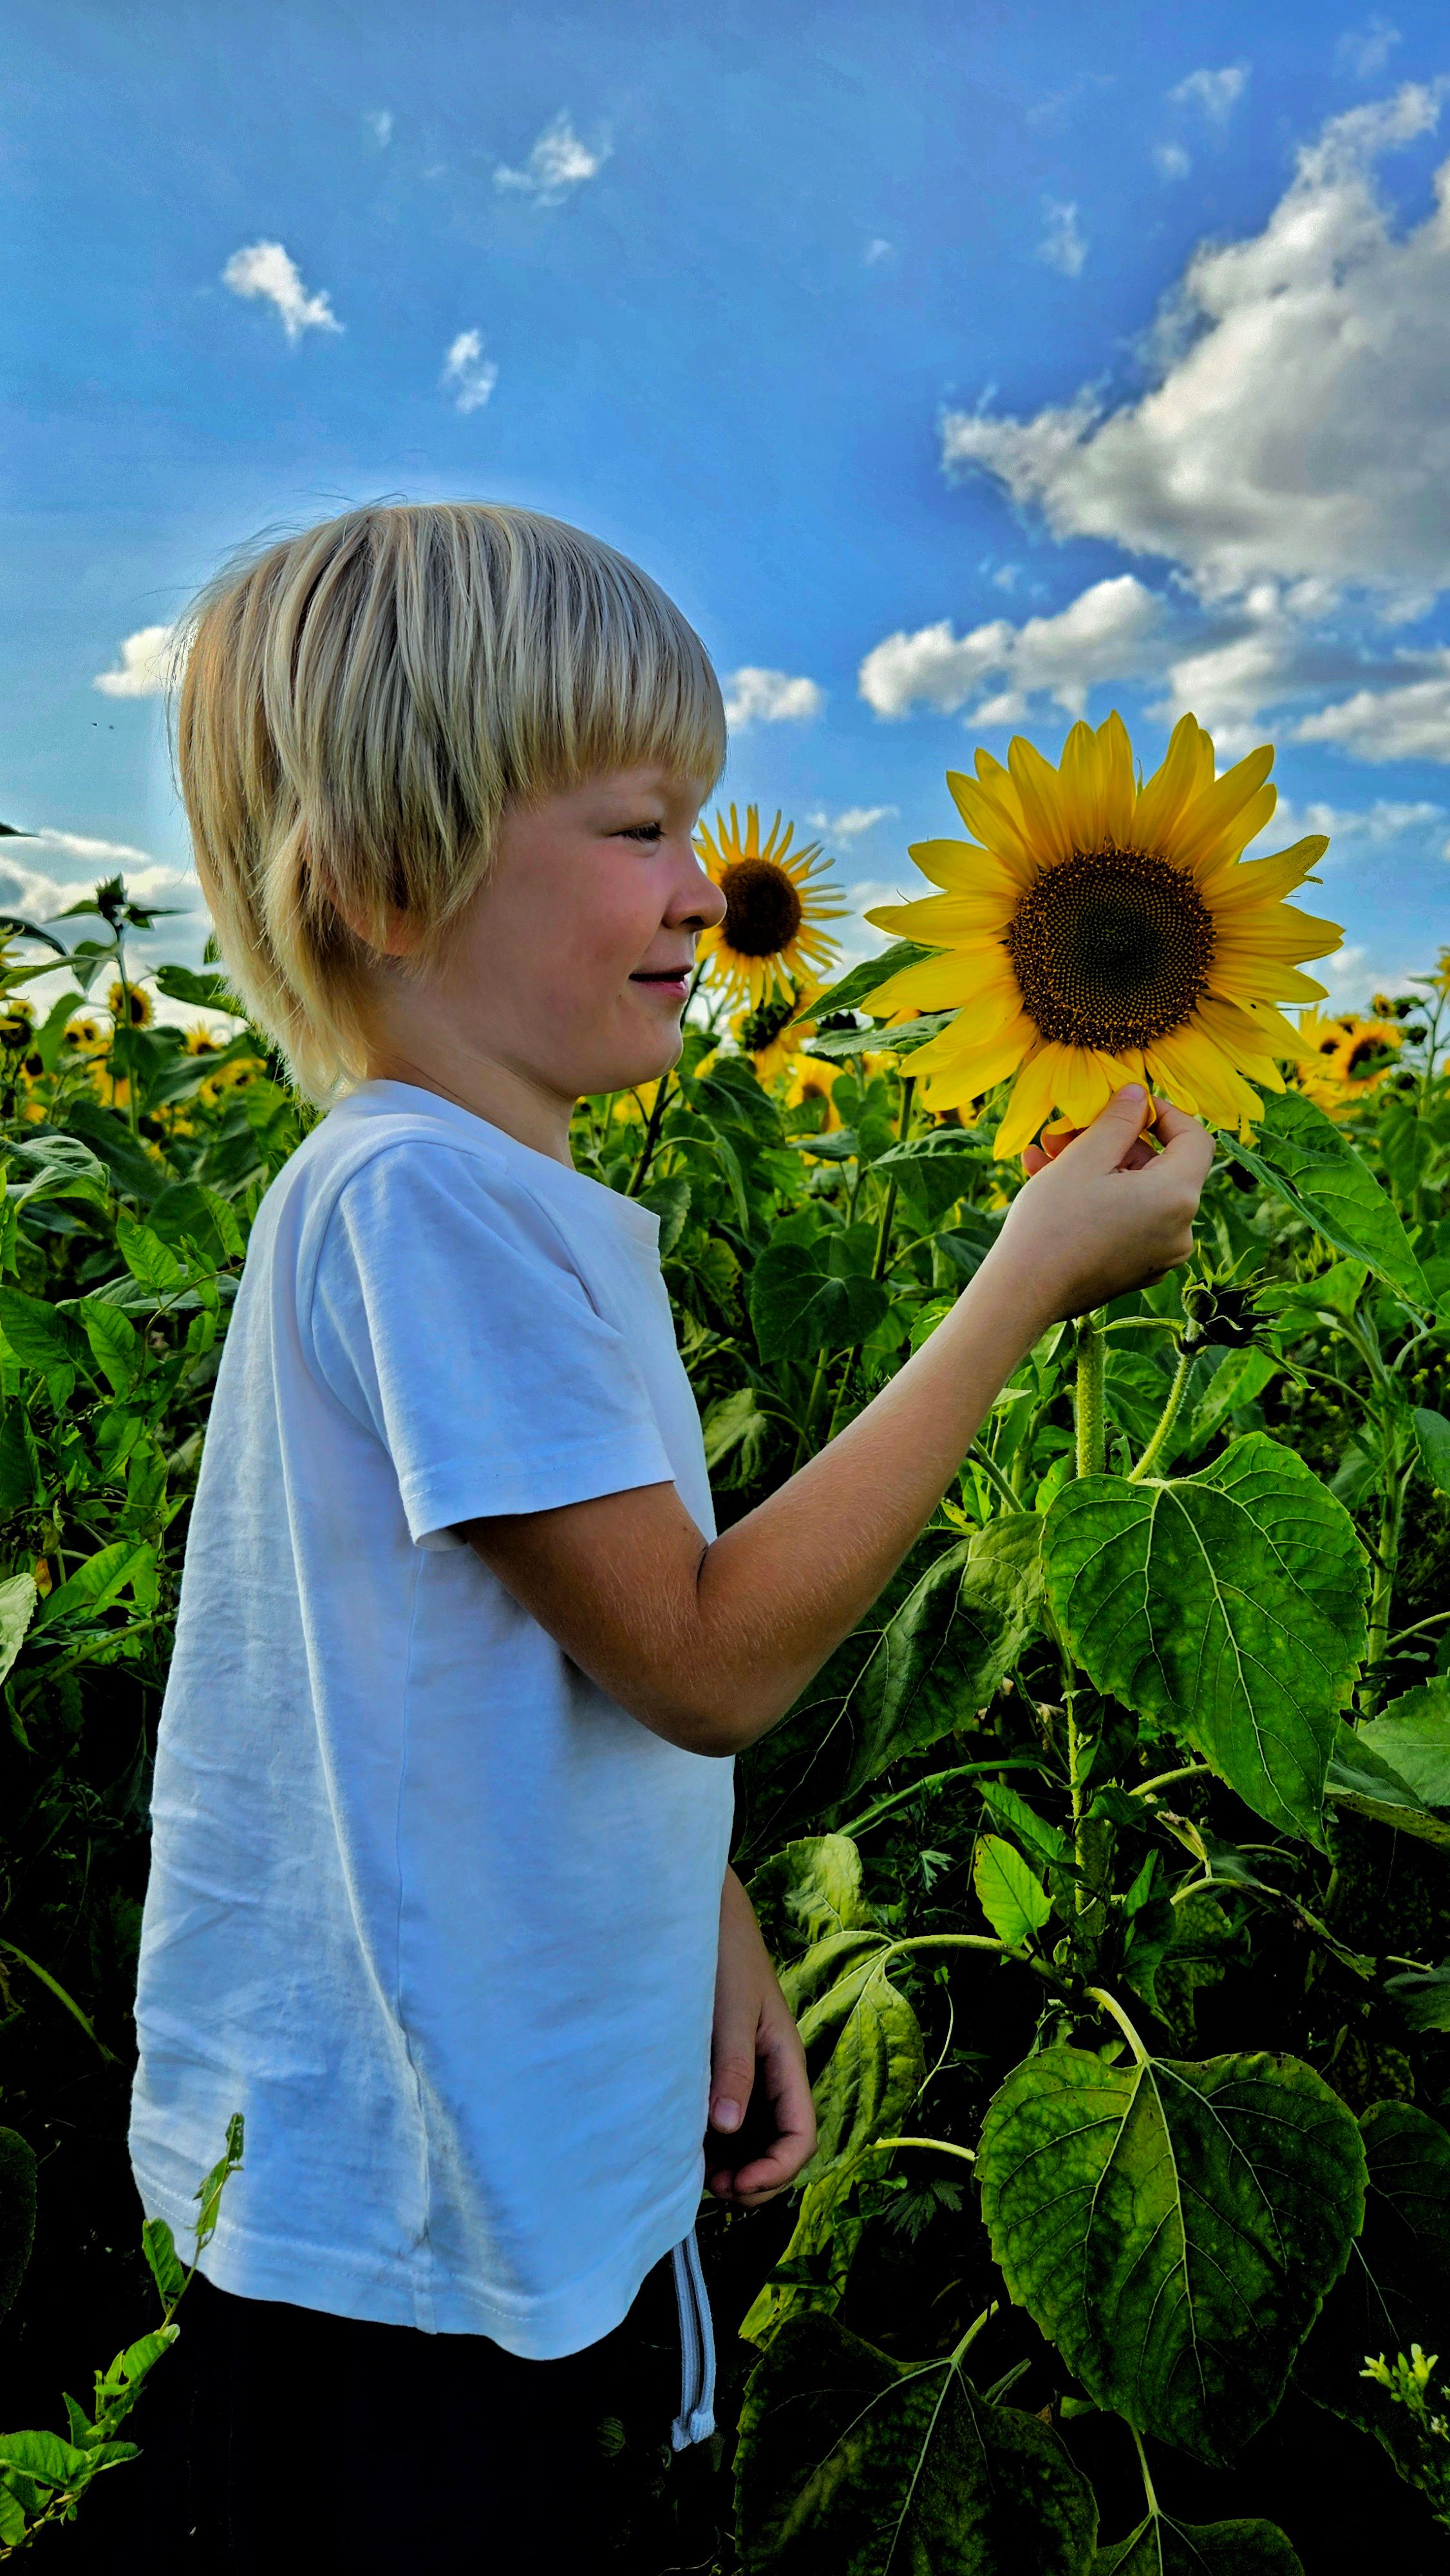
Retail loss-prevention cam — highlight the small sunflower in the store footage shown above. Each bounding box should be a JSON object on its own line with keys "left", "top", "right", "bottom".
{"left": 64, "top": 1015, "right": 105, "bottom": 1055}
{"left": 694, "top": 807, "right": 847, "bottom": 1009}
{"left": 1295, "top": 1009, "right": 1403, "bottom": 1113}
{"left": 0, "top": 999, "right": 34, "bottom": 1051}
{"left": 863, "top": 712, "right": 1341, "bottom": 1153}
{"left": 107, "top": 978, "right": 153, "bottom": 1028}
{"left": 783, "top": 1055, "right": 842, "bottom": 1133}
{"left": 184, "top": 1026, "right": 221, "bottom": 1057}
{"left": 733, "top": 982, "right": 818, "bottom": 1079}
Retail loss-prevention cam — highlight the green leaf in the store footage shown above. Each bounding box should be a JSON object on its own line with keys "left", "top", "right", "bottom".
{"left": 701, "top": 1386, "right": 773, "bottom": 1484}
{"left": 1095, "top": 2517, "right": 1303, "bottom": 2573}
{"left": 1412, "top": 1406, "right": 1450, "bottom": 1497}
{"left": 0, "top": 1284, "right": 80, "bottom": 1372}
{"left": 739, "top": 2164, "right": 864, "bottom": 2349}
{"left": 0, "top": 2126, "right": 37, "bottom": 2322}
{"left": 0, "top": 1406, "right": 41, "bottom": 1513}
{"left": 978, "top": 1780, "right": 1069, "bottom": 1875}
{"left": 1182, "top": 1347, "right": 1278, "bottom": 1461}
{"left": 1042, "top": 1436, "right": 1368, "bottom": 1841}
{"left": 0, "top": 1573, "right": 37, "bottom": 1683}
{"left": 1297, "top": 2102, "right": 1450, "bottom": 2491}
{"left": 141, "top": 2216, "right": 187, "bottom": 2308}
{"left": 1359, "top": 1680, "right": 1450, "bottom": 1807}
{"left": 0, "top": 2428, "right": 94, "bottom": 2488}
{"left": 33, "top": 1540, "right": 154, "bottom": 1629}
{"left": 973, "top": 1836, "right": 1052, "bottom": 1946}
{"left": 1227, "top": 1091, "right": 1426, "bottom": 1300}
{"left": 153, "top": 962, "right": 243, "bottom": 1014}
{"left": 639, "top": 1173, "right": 690, "bottom": 1255}
{"left": 1103, "top": 1350, "right": 1176, "bottom": 1451}
{"left": 116, "top": 1213, "right": 186, "bottom": 1300}
{"left": 798, "top": 1955, "right": 925, "bottom": 2182}
{"left": 79, "top": 1296, "right": 141, "bottom": 1394}
{"left": 789, "top": 940, "right": 941, "bottom": 1028}
{"left": 871, "top": 1130, "right": 984, "bottom": 1223}
{"left": 1322, "top": 1718, "right": 1450, "bottom": 1850}
{"left": 59, "top": 1099, "right": 162, "bottom": 1201}
{"left": 749, "top": 1242, "right": 889, "bottom": 1361}
{"left": 735, "top": 2311, "right": 1100, "bottom": 2575}
{"left": 1384, "top": 1964, "right": 1450, "bottom": 2029}
{"left": 749, "top": 1835, "right": 876, "bottom": 1956}
{"left": 977, "top": 2044, "right": 1366, "bottom": 2465}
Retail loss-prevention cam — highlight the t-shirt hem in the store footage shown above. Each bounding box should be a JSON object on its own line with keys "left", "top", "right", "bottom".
{"left": 130, "top": 2160, "right": 706, "bottom": 2358}
{"left": 404, "top": 1430, "right": 675, "bottom": 1548}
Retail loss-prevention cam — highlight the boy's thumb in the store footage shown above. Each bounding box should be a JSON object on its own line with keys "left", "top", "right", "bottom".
{"left": 1071, "top": 1084, "right": 1148, "bottom": 1171}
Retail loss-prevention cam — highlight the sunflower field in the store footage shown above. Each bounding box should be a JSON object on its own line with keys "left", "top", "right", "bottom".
{"left": 6, "top": 716, "right": 1450, "bottom": 2572}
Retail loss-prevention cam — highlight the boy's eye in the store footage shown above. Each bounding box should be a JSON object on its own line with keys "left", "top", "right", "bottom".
{"left": 617, "top": 822, "right": 665, "bottom": 844}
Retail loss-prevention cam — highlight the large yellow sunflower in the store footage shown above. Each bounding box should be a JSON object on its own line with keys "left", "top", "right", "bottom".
{"left": 863, "top": 712, "right": 1342, "bottom": 1153}
{"left": 694, "top": 806, "right": 847, "bottom": 1009}
{"left": 1295, "top": 1009, "right": 1403, "bottom": 1113}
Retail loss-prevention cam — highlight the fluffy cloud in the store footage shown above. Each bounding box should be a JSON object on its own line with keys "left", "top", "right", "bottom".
{"left": 93, "top": 624, "right": 179, "bottom": 699}
{"left": 941, "top": 86, "right": 1450, "bottom": 602}
{"left": 221, "top": 241, "right": 342, "bottom": 343}
{"left": 808, "top": 806, "right": 899, "bottom": 838}
{"left": 494, "top": 112, "right": 608, "bottom": 203}
{"left": 366, "top": 109, "right": 393, "bottom": 146}
{"left": 1296, "top": 653, "right": 1450, "bottom": 759}
{"left": 1337, "top": 17, "right": 1400, "bottom": 79}
{"left": 1153, "top": 142, "right": 1192, "bottom": 180}
{"left": 440, "top": 329, "right": 498, "bottom": 414}
{"left": 722, "top": 668, "right": 825, "bottom": 726}
{"left": 1169, "top": 64, "right": 1248, "bottom": 122}
{"left": 858, "top": 575, "right": 1164, "bottom": 723}
{"left": 1037, "top": 198, "right": 1087, "bottom": 276}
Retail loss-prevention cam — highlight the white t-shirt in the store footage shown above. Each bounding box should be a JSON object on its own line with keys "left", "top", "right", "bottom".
{"left": 129, "top": 1080, "right": 734, "bottom": 2358}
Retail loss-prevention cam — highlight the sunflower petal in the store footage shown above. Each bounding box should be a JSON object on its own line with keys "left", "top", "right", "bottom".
{"left": 946, "top": 772, "right": 1037, "bottom": 883}
{"left": 1179, "top": 779, "right": 1279, "bottom": 880}
{"left": 1097, "top": 710, "right": 1136, "bottom": 847}
{"left": 913, "top": 1010, "right": 1036, "bottom": 1099}
{"left": 865, "top": 891, "right": 1017, "bottom": 941}
{"left": 993, "top": 1045, "right": 1064, "bottom": 1157}
{"left": 1059, "top": 720, "right": 1106, "bottom": 855}
{"left": 1160, "top": 744, "right": 1276, "bottom": 874}
{"left": 862, "top": 947, "right": 1012, "bottom": 1017}
{"left": 1132, "top": 714, "right": 1211, "bottom": 855}
{"left": 904, "top": 838, "right": 1018, "bottom": 896}
{"left": 1214, "top": 901, "right": 1342, "bottom": 961}
{"left": 1008, "top": 735, "right": 1076, "bottom": 865}
{"left": 1200, "top": 837, "right": 1330, "bottom": 908}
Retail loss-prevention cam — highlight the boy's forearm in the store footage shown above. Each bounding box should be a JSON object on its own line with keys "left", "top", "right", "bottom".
{"left": 689, "top": 1247, "right": 1050, "bottom": 1744}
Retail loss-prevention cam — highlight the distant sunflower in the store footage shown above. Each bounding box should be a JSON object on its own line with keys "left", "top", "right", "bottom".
{"left": 107, "top": 979, "right": 153, "bottom": 1028}
{"left": 863, "top": 712, "right": 1341, "bottom": 1153}
{"left": 64, "top": 1016, "right": 105, "bottom": 1055}
{"left": 694, "top": 807, "right": 847, "bottom": 1009}
{"left": 0, "top": 999, "right": 34, "bottom": 1051}
{"left": 1296, "top": 1009, "right": 1403, "bottom": 1113}
{"left": 184, "top": 1027, "right": 221, "bottom": 1057}
{"left": 783, "top": 1055, "right": 842, "bottom": 1133}
{"left": 733, "top": 982, "right": 818, "bottom": 1079}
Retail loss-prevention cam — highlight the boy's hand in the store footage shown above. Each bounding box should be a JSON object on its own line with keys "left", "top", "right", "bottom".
{"left": 706, "top": 1870, "right": 816, "bottom": 2210}
{"left": 985, "top": 1086, "right": 1214, "bottom": 1327}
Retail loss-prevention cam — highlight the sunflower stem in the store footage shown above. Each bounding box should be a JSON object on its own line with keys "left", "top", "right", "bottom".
{"left": 1073, "top": 1311, "right": 1106, "bottom": 1479}
{"left": 1127, "top": 1343, "right": 1196, "bottom": 1482}
{"left": 871, "top": 1074, "right": 915, "bottom": 1283}
{"left": 626, "top": 964, "right": 705, "bottom": 1196}
{"left": 1361, "top": 1451, "right": 1410, "bottom": 1712}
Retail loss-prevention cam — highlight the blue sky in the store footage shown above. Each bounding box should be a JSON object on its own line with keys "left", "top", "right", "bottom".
{"left": 6, "top": 0, "right": 1450, "bottom": 1003}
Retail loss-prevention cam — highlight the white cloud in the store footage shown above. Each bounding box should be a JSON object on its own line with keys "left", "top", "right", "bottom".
{"left": 1153, "top": 142, "right": 1192, "bottom": 180}
{"left": 942, "top": 85, "right": 1450, "bottom": 603}
{"left": 366, "top": 109, "right": 393, "bottom": 146}
{"left": 494, "top": 111, "right": 609, "bottom": 204}
{"left": 1295, "top": 652, "right": 1450, "bottom": 759}
{"left": 858, "top": 574, "right": 1165, "bottom": 723}
{"left": 1037, "top": 198, "right": 1087, "bottom": 277}
{"left": 833, "top": 882, "right": 903, "bottom": 970}
{"left": 93, "top": 623, "right": 179, "bottom": 699}
{"left": 722, "top": 668, "right": 825, "bottom": 727}
{"left": 807, "top": 806, "right": 899, "bottom": 838}
{"left": 28, "top": 828, "right": 169, "bottom": 871}
{"left": 0, "top": 845, "right": 196, "bottom": 927}
{"left": 863, "top": 237, "right": 893, "bottom": 265}
{"left": 1170, "top": 64, "right": 1249, "bottom": 122}
{"left": 440, "top": 328, "right": 498, "bottom": 414}
{"left": 1337, "top": 17, "right": 1401, "bottom": 79}
{"left": 221, "top": 240, "right": 343, "bottom": 343}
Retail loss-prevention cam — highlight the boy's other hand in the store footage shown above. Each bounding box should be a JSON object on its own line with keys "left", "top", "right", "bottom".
{"left": 707, "top": 1870, "right": 815, "bottom": 2210}
{"left": 986, "top": 1086, "right": 1214, "bottom": 1326}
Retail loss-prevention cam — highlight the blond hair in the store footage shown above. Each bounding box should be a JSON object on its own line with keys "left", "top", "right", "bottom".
{"left": 174, "top": 501, "right": 726, "bottom": 1097}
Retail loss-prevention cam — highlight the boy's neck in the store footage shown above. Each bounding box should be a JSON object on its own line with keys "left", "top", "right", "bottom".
{"left": 361, "top": 1041, "right": 577, "bottom": 1168}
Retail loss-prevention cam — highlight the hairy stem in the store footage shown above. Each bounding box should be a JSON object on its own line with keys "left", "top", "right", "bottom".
{"left": 1362, "top": 1455, "right": 1409, "bottom": 1710}
{"left": 1073, "top": 1310, "right": 1106, "bottom": 1479}
{"left": 1127, "top": 1343, "right": 1196, "bottom": 1483}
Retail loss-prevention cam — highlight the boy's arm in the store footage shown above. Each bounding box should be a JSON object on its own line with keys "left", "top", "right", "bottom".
{"left": 706, "top": 1866, "right": 816, "bottom": 2207}
{"left": 466, "top": 1090, "right": 1214, "bottom": 1756}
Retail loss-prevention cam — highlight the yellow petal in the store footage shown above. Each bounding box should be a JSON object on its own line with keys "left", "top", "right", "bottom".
{"left": 1132, "top": 714, "right": 1212, "bottom": 855}
{"left": 1241, "top": 998, "right": 1318, "bottom": 1059}
{"left": 1160, "top": 745, "right": 1276, "bottom": 875}
{"left": 1192, "top": 998, "right": 1287, "bottom": 1089}
{"left": 1180, "top": 780, "right": 1279, "bottom": 880}
{"left": 1059, "top": 720, "right": 1106, "bottom": 854}
{"left": 1147, "top": 1028, "right": 1253, "bottom": 1126}
{"left": 863, "top": 947, "right": 1010, "bottom": 1016}
{"left": 1008, "top": 735, "right": 1076, "bottom": 865}
{"left": 1212, "top": 958, "right": 1332, "bottom": 1005}
{"left": 1053, "top": 1046, "right": 1119, "bottom": 1127}
{"left": 993, "top": 1045, "right": 1063, "bottom": 1158}
{"left": 913, "top": 1010, "right": 1036, "bottom": 1099}
{"left": 1097, "top": 711, "right": 1136, "bottom": 847}
{"left": 865, "top": 890, "right": 1017, "bottom": 942}
{"left": 1214, "top": 902, "right": 1342, "bottom": 961}
{"left": 904, "top": 838, "right": 1018, "bottom": 898}
{"left": 946, "top": 772, "right": 1037, "bottom": 885}
{"left": 1200, "top": 837, "right": 1330, "bottom": 909}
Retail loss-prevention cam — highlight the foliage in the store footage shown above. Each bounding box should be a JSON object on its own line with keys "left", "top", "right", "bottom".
{"left": 3, "top": 884, "right": 1450, "bottom": 2566}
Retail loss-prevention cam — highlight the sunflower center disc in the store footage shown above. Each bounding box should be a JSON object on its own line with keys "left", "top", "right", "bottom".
{"left": 720, "top": 859, "right": 804, "bottom": 958}
{"left": 1005, "top": 848, "right": 1216, "bottom": 1052}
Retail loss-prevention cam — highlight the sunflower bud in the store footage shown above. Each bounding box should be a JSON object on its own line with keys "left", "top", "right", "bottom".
{"left": 1180, "top": 1273, "right": 1261, "bottom": 1349}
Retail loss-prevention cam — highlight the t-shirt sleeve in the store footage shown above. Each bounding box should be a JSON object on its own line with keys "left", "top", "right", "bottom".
{"left": 306, "top": 1142, "right": 677, "bottom": 1548}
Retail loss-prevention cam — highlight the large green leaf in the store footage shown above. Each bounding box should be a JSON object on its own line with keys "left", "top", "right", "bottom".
{"left": 973, "top": 1836, "right": 1052, "bottom": 1946}
{"left": 739, "top": 2162, "right": 864, "bottom": 2349}
{"left": 1042, "top": 1436, "right": 1367, "bottom": 1840}
{"left": 0, "top": 1285, "right": 82, "bottom": 1372}
{"left": 834, "top": 1528, "right": 1039, "bottom": 1797}
{"left": 793, "top": 1950, "right": 925, "bottom": 2182}
{"left": 0, "top": 1573, "right": 37, "bottom": 1686}
{"left": 1227, "top": 1091, "right": 1425, "bottom": 1300}
{"left": 1412, "top": 1406, "right": 1450, "bottom": 1498}
{"left": 1095, "top": 2518, "right": 1303, "bottom": 2573}
{"left": 749, "top": 1241, "right": 889, "bottom": 1361}
{"left": 1360, "top": 1680, "right": 1450, "bottom": 1807}
{"left": 750, "top": 1834, "right": 876, "bottom": 1956}
{"left": 789, "top": 940, "right": 941, "bottom": 1028}
{"left": 735, "top": 2311, "right": 1099, "bottom": 2575}
{"left": 977, "top": 2045, "right": 1366, "bottom": 2465}
{"left": 1323, "top": 1719, "right": 1450, "bottom": 1850}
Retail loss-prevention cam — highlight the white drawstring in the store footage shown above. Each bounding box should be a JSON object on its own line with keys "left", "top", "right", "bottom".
{"left": 670, "top": 2229, "right": 716, "bottom": 2450}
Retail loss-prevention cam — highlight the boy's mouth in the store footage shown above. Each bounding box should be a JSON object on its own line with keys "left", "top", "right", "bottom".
{"left": 630, "top": 968, "right": 691, "bottom": 999}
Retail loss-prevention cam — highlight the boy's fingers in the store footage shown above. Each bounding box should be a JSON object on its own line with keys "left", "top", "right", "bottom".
{"left": 1061, "top": 1086, "right": 1153, "bottom": 1175}
{"left": 709, "top": 2014, "right": 757, "bottom": 2137}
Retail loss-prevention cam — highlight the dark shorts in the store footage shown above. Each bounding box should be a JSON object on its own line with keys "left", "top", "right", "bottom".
{"left": 69, "top": 2270, "right": 617, "bottom": 2574}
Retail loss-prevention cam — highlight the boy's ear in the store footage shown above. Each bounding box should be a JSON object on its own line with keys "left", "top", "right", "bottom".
{"left": 332, "top": 896, "right": 420, "bottom": 960}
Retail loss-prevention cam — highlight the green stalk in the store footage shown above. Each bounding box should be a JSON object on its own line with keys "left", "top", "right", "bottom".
{"left": 1073, "top": 1309, "right": 1106, "bottom": 1478}
{"left": 790, "top": 1350, "right": 831, "bottom": 1471}
{"left": 1362, "top": 1455, "right": 1410, "bottom": 1711}
{"left": 871, "top": 1074, "right": 916, "bottom": 1282}
{"left": 627, "top": 962, "right": 705, "bottom": 1195}
{"left": 1127, "top": 1342, "right": 1196, "bottom": 1482}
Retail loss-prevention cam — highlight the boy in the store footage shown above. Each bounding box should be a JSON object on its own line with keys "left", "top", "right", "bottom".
{"left": 127, "top": 502, "right": 1211, "bottom": 2570}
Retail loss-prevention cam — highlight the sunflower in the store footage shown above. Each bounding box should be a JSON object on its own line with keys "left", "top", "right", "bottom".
{"left": 694, "top": 807, "right": 847, "bottom": 1009}
{"left": 862, "top": 712, "right": 1341, "bottom": 1153}
{"left": 184, "top": 1026, "right": 221, "bottom": 1057}
{"left": 733, "top": 981, "right": 820, "bottom": 1079}
{"left": 64, "top": 1015, "right": 105, "bottom": 1054}
{"left": 783, "top": 1055, "right": 842, "bottom": 1133}
{"left": 1295, "top": 1009, "right": 1403, "bottom": 1113}
{"left": 0, "top": 999, "right": 34, "bottom": 1051}
{"left": 107, "top": 978, "right": 153, "bottom": 1028}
